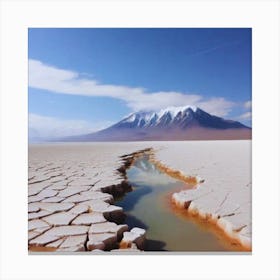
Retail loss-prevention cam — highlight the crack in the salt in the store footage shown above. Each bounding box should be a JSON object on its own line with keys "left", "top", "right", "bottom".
{"left": 214, "top": 191, "right": 231, "bottom": 214}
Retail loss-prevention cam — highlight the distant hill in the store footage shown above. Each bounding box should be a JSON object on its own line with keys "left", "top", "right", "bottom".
{"left": 62, "top": 106, "right": 251, "bottom": 141}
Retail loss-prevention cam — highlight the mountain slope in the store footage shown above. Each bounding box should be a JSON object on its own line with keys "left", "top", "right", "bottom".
{"left": 64, "top": 106, "right": 251, "bottom": 141}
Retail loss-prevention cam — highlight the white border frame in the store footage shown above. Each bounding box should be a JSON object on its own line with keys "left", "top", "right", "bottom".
{"left": 0, "top": 0, "right": 279, "bottom": 279}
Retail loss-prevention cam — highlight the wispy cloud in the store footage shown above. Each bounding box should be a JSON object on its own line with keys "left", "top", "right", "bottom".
{"left": 29, "top": 113, "right": 113, "bottom": 139}
{"left": 237, "top": 111, "right": 252, "bottom": 121}
{"left": 29, "top": 59, "right": 236, "bottom": 117}
{"left": 188, "top": 41, "right": 241, "bottom": 57}
{"left": 233, "top": 100, "right": 252, "bottom": 123}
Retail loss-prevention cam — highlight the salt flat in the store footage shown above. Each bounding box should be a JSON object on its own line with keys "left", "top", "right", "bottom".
{"left": 28, "top": 140, "right": 251, "bottom": 251}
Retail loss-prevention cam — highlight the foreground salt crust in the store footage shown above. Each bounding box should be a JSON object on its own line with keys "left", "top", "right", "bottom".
{"left": 28, "top": 141, "right": 251, "bottom": 251}
{"left": 152, "top": 140, "right": 252, "bottom": 249}
{"left": 28, "top": 142, "right": 153, "bottom": 252}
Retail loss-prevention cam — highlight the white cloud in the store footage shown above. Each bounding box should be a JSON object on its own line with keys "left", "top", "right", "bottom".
{"left": 29, "top": 113, "right": 113, "bottom": 139}
{"left": 126, "top": 91, "right": 202, "bottom": 111}
{"left": 244, "top": 100, "right": 252, "bottom": 109}
{"left": 29, "top": 59, "right": 236, "bottom": 117}
{"left": 196, "top": 97, "right": 235, "bottom": 117}
{"left": 237, "top": 111, "right": 252, "bottom": 121}
{"left": 28, "top": 59, "right": 144, "bottom": 99}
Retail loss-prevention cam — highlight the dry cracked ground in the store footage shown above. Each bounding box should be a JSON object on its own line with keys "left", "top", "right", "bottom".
{"left": 28, "top": 143, "right": 151, "bottom": 252}
{"left": 28, "top": 141, "right": 251, "bottom": 252}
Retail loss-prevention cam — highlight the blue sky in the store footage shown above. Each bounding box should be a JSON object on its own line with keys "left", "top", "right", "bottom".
{"left": 28, "top": 28, "right": 251, "bottom": 138}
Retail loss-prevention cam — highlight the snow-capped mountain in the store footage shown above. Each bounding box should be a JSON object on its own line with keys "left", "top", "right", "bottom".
{"left": 113, "top": 106, "right": 198, "bottom": 129}
{"left": 64, "top": 106, "right": 251, "bottom": 141}
{"left": 111, "top": 106, "right": 247, "bottom": 130}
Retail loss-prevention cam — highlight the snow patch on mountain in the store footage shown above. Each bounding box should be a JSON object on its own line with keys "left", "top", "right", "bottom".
{"left": 158, "top": 105, "right": 197, "bottom": 119}
{"left": 123, "top": 105, "right": 197, "bottom": 127}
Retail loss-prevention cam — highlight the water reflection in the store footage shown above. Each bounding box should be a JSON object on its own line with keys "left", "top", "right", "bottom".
{"left": 129, "top": 156, "right": 181, "bottom": 187}
{"left": 116, "top": 157, "right": 229, "bottom": 251}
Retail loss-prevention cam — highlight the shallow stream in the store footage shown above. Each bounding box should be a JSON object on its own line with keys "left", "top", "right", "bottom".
{"left": 116, "top": 156, "right": 235, "bottom": 252}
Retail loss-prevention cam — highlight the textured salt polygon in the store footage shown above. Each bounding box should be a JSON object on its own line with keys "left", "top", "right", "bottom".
{"left": 28, "top": 219, "right": 49, "bottom": 231}
{"left": 31, "top": 202, "right": 75, "bottom": 212}
{"left": 29, "top": 233, "right": 61, "bottom": 246}
{"left": 43, "top": 225, "right": 89, "bottom": 237}
{"left": 28, "top": 175, "right": 52, "bottom": 184}
{"left": 46, "top": 238, "right": 65, "bottom": 248}
{"left": 77, "top": 200, "right": 110, "bottom": 212}
{"left": 59, "top": 234, "right": 87, "bottom": 248}
{"left": 28, "top": 210, "right": 52, "bottom": 220}
{"left": 42, "top": 212, "right": 77, "bottom": 226}
{"left": 29, "top": 183, "right": 50, "bottom": 196}
{"left": 41, "top": 196, "right": 65, "bottom": 203}
{"left": 71, "top": 213, "right": 106, "bottom": 225}
{"left": 46, "top": 185, "right": 67, "bottom": 191}
{"left": 28, "top": 204, "right": 40, "bottom": 213}
{"left": 120, "top": 227, "right": 146, "bottom": 250}
{"left": 28, "top": 230, "right": 42, "bottom": 241}
{"left": 89, "top": 222, "right": 128, "bottom": 239}
{"left": 68, "top": 203, "right": 89, "bottom": 215}
{"left": 33, "top": 226, "right": 51, "bottom": 234}
{"left": 62, "top": 192, "right": 113, "bottom": 203}
{"left": 57, "top": 186, "right": 91, "bottom": 197}
{"left": 87, "top": 233, "right": 117, "bottom": 251}
{"left": 28, "top": 189, "right": 58, "bottom": 203}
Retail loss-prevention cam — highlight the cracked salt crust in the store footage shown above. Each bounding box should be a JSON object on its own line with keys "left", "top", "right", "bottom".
{"left": 28, "top": 142, "right": 153, "bottom": 252}
{"left": 151, "top": 140, "right": 252, "bottom": 250}
{"left": 28, "top": 141, "right": 251, "bottom": 252}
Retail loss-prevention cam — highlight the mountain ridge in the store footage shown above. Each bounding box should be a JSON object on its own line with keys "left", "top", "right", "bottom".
{"left": 112, "top": 106, "right": 249, "bottom": 130}
{"left": 62, "top": 106, "right": 251, "bottom": 142}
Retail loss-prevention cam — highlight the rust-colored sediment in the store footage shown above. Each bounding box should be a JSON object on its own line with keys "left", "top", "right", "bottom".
{"left": 145, "top": 152, "right": 251, "bottom": 252}
{"left": 164, "top": 192, "right": 251, "bottom": 252}
{"left": 29, "top": 246, "right": 57, "bottom": 252}
{"left": 149, "top": 156, "right": 198, "bottom": 186}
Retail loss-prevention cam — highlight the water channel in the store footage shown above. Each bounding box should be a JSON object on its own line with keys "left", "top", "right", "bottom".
{"left": 116, "top": 156, "right": 238, "bottom": 252}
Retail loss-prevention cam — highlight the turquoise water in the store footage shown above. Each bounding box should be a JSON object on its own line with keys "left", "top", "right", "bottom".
{"left": 116, "top": 157, "right": 230, "bottom": 251}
